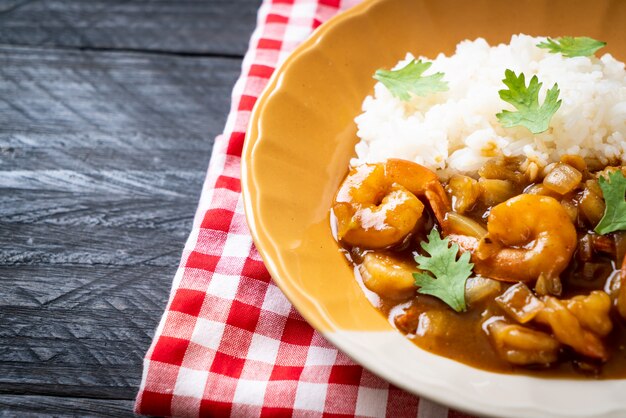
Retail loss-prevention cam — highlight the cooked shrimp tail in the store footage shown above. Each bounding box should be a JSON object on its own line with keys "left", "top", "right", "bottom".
{"left": 384, "top": 159, "right": 451, "bottom": 226}
{"left": 333, "top": 159, "right": 450, "bottom": 249}
{"left": 449, "top": 195, "right": 577, "bottom": 283}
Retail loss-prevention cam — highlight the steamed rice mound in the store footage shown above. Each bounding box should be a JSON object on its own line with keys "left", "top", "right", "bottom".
{"left": 353, "top": 34, "right": 626, "bottom": 178}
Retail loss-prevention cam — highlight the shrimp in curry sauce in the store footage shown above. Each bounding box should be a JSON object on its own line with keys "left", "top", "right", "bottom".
{"left": 332, "top": 156, "right": 626, "bottom": 377}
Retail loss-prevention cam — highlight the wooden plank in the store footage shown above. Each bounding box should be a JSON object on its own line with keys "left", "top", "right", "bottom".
{"left": 0, "top": 0, "right": 261, "bottom": 412}
{"left": 0, "top": 47, "right": 238, "bottom": 265}
{"left": 0, "top": 146, "right": 209, "bottom": 171}
{"left": 0, "top": 265, "right": 170, "bottom": 309}
{"left": 1, "top": 168, "right": 203, "bottom": 236}
{"left": 0, "top": 46, "right": 241, "bottom": 149}
{"left": 0, "top": 0, "right": 261, "bottom": 56}
{"left": 0, "top": 265, "right": 171, "bottom": 398}
{"left": 0, "top": 45, "right": 244, "bottom": 403}
{"left": 1, "top": 170, "right": 203, "bottom": 198}
{"left": 2, "top": 190, "right": 198, "bottom": 231}
{"left": 0, "top": 222, "right": 189, "bottom": 266}
{"left": 0, "top": 395, "right": 134, "bottom": 417}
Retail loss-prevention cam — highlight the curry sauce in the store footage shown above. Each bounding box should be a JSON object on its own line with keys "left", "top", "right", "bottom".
{"left": 333, "top": 156, "right": 626, "bottom": 377}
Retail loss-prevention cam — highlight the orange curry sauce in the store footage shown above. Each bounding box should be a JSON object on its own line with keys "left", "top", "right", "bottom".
{"left": 333, "top": 157, "right": 626, "bottom": 378}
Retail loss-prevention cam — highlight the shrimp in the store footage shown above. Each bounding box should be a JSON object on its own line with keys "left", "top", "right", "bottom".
{"left": 536, "top": 296, "right": 607, "bottom": 360}
{"left": 491, "top": 290, "right": 611, "bottom": 363}
{"left": 449, "top": 194, "right": 577, "bottom": 282}
{"left": 565, "top": 291, "right": 613, "bottom": 337}
{"left": 359, "top": 252, "right": 417, "bottom": 300}
{"left": 333, "top": 159, "right": 450, "bottom": 249}
{"left": 486, "top": 320, "right": 560, "bottom": 366}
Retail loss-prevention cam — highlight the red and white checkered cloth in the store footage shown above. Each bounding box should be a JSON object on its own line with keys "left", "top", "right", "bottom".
{"left": 135, "top": 1, "right": 474, "bottom": 416}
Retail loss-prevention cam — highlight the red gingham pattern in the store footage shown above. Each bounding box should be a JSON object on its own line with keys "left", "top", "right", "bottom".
{"left": 135, "top": 1, "right": 474, "bottom": 416}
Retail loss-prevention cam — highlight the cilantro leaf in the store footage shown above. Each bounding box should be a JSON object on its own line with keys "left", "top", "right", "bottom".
{"left": 413, "top": 229, "right": 473, "bottom": 312}
{"left": 537, "top": 36, "right": 606, "bottom": 58}
{"left": 496, "top": 69, "right": 562, "bottom": 134}
{"left": 595, "top": 170, "right": 626, "bottom": 235}
{"left": 374, "top": 59, "right": 448, "bottom": 101}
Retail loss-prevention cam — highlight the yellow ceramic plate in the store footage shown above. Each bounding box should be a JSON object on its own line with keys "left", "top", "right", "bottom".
{"left": 242, "top": 0, "right": 626, "bottom": 416}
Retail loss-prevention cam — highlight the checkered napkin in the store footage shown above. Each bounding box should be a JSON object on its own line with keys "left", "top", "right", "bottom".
{"left": 135, "top": 1, "right": 474, "bottom": 416}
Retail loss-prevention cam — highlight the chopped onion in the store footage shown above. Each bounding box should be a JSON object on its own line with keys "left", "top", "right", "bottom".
{"left": 446, "top": 212, "right": 487, "bottom": 239}
{"left": 579, "top": 186, "right": 606, "bottom": 227}
{"left": 585, "top": 179, "right": 603, "bottom": 197}
{"left": 446, "top": 174, "right": 480, "bottom": 214}
{"left": 614, "top": 232, "right": 626, "bottom": 265}
{"left": 415, "top": 311, "right": 450, "bottom": 338}
{"left": 535, "top": 273, "right": 562, "bottom": 296}
{"left": 524, "top": 183, "right": 560, "bottom": 199}
{"left": 479, "top": 178, "right": 516, "bottom": 206}
{"left": 560, "top": 199, "right": 578, "bottom": 223}
{"left": 478, "top": 158, "right": 524, "bottom": 183}
{"left": 495, "top": 282, "right": 544, "bottom": 323}
{"left": 578, "top": 234, "right": 594, "bottom": 262}
{"left": 465, "top": 276, "right": 501, "bottom": 306}
{"left": 543, "top": 163, "right": 583, "bottom": 195}
{"left": 560, "top": 154, "right": 587, "bottom": 173}
{"left": 591, "top": 234, "right": 615, "bottom": 256}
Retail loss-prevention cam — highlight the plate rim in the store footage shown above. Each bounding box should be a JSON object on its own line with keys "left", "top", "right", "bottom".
{"left": 241, "top": 1, "right": 626, "bottom": 417}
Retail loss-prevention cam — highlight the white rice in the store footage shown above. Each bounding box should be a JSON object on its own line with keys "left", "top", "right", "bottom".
{"left": 352, "top": 34, "right": 626, "bottom": 178}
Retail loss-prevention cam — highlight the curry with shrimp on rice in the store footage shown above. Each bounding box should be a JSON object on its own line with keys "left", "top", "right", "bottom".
{"left": 331, "top": 35, "right": 626, "bottom": 377}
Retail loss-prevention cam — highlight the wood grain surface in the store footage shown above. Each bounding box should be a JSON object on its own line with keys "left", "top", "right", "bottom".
{"left": 0, "top": 0, "right": 259, "bottom": 55}
{"left": 0, "top": 395, "right": 134, "bottom": 417}
{"left": 0, "top": 1, "right": 260, "bottom": 415}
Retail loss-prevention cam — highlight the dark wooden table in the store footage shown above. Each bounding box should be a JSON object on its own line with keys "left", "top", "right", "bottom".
{"left": 0, "top": 1, "right": 260, "bottom": 415}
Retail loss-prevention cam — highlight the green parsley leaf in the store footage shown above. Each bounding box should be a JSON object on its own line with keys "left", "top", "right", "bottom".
{"left": 537, "top": 36, "right": 606, "bottom": 58}
{"left": 496, "top": 69, "right": 562, "bottom": 134}
{"left": 595, "top": 170, "right": 626, "bottom": 235}
{"left": 374, "top": 59, "right": 448, "bottom": 101}
{"left": 413, "top": 229, "right": 473, "bottom": 313}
